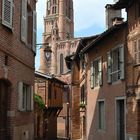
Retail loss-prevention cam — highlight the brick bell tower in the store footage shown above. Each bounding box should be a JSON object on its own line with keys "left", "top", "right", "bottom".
{"left": 39, "top": 0, "right": 74, "bottom": 75}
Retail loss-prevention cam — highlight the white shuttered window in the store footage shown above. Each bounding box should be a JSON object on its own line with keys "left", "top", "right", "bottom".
{"left": 21, "top": 0, "right": 27, "bottom": 43}
{"left": 18, "top": 81, "right": 33, "bottom": 111}
{"left": 107, "top": 45, "right": 124, "bottom": 83}
{"left": 2, "top": 0, "right": 13, "bottom": 29}
{"left": 90, "top": 57, "right": 102, "bottom": 89}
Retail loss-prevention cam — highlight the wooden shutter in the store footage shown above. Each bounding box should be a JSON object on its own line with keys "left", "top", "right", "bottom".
{"left": 18, "top": 81, "right": 23, "bottom": 111}
{"left": 30, "top": 86, "right": 34, "bottom": 111}
{"left": 21, "top": 0, "right": 27, "bottom": 43}
{"left": 119, "top": 45, "right": 124, "bottom": 80}
{"left": 99, "top": 58, "right": 103, "bottom": 86}
{"left": 26, "top": 86, "right": 31, "bottom": 111}
{"left": 2, "top": 0, "right": 13, "bottom": 29}
{"left": 90, "top": 62, "right": 94, "bottom": 89}
{"left": 107, "top": 51, "right": 112, "bottom": 83}
{"left": 32, "top": 11, "right": 37, "bottom": 52}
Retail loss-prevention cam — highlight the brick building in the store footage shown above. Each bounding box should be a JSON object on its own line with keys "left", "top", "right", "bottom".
{"left": 34, "top": 71, "right": 65, "bottom": 140}
{"left": 112, "top": 0, "right": 140, "bottom": 139}
{"left": 67, "top": 20, "right": 127, "bottom": 139}
{"left": 38, "top": 0, "right": 79, "bottom": 138}
{"left": 0, "top": 0, "right": 37, "bottom": 139}
{"left": 38, "top": 0, "right": 78, "bottom": 75}
{"left": 67, "top": 0, "right": 140, "bottom": 140}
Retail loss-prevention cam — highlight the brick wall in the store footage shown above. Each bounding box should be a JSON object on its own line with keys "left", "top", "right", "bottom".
{"left": 0, "top": 0, "right": 36, "bottom": 139}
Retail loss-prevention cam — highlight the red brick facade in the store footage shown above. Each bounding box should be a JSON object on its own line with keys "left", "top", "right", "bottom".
{"left": 0, "top": 0, "right": 36, "bottom": 139}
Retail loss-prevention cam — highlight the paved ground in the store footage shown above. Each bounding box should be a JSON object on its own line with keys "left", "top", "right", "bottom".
{"left": 36, "top": 137, "right": 70, "bottom": 140}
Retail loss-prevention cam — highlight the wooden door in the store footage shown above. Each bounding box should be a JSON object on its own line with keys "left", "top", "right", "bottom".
{"left": 0, "top": 80, "right": 9, "bottom": 139}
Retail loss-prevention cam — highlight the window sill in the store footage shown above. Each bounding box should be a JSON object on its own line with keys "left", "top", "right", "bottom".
{"left": 98, "top": 129, "right": 106, "bottom": 133}
{"left": 111, "top": 80, "right": 122, "bottom": 85}
{"left": 133, "top": 63, "right": 140, "bottom": 67}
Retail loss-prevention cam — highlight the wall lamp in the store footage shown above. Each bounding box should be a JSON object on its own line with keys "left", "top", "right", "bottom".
{"left": 36, "top": 43, "right": 52, "bottom": 61}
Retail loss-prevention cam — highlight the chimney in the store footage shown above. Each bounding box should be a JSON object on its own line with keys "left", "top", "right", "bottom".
{"left": 105, "top": 4, "right": 122, "bottom": 29}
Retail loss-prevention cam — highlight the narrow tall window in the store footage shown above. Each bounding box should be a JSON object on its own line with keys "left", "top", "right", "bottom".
{"left": 2, "top": 0, "right": 14, "bottom": 29}
{"left": 107, "top": 45, "right": 124, "bottom": 83}
{"left": 134, "top": 40, "right": 140, "bottom": 64}
{"left": 81, "top": 85, "right": 85, "bottom": 103}
{"left": 98, "top": 100, "right": 105, "bottom": 130}
{"left": 18, "top": 82, "right": 33, "bottom": 111}
{"left": 90, "top": 57, "right": 102, "bottom": 88}
{"left": 60, "top": 54, "right": 64, "bottom": 74}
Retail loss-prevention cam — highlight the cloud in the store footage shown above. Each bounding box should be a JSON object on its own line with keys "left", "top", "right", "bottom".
{"left": 36, "top": 0, "right": 127, "bottom": 37}
{"left": 73, "top": 0, "right": 113, "bottom": 32}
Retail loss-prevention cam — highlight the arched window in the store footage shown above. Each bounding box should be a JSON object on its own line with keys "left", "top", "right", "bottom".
{"left": 60, "top": 54, "right": 64, "bottom": 74}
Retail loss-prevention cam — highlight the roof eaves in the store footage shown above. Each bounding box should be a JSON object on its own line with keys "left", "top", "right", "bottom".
{"left": 82, "top": 22, "right": 127, "bottom": 53}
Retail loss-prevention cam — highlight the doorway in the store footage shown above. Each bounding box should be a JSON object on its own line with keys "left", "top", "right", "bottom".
{"left": 116, "top": 98, "right": 125, "bottom": 140}
{"left": 0, "top": 79, "right": 11, "bottom": 139}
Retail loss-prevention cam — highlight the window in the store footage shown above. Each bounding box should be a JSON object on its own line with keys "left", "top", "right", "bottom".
{"left": 2, "top": 0, "right": 14, "bottom": 29}
{"left": 21, "top": 0, "right": 36, "bottom": 52}
{"left": 52, "top": 6, "right": 57, "bottom": 14}
{"left": 90, "top": 57, "right": 102, "bottom": 89}
{"left": 47, "top": 0, "right": 50, "bottom": 15}
{"left": 18, "top": 81, "right": 33, "bottom": 111}
{"left": 60, "top": 54, "right": 64, "bottom": 74}
{"left": 48, "top": 83, "right": 52, "bottom": 99}
{"left": 134, "top": 40, "right": 140, "bottom": 64}
{"left": 98, "top": 100, "right": 105, "bottom": 130}
{"left": 53, "top": 0, "right": 57, "bottom": 5}
{"left": 81, "top": 85, "right": 85, "bottom": 103}
{"left": 107, "top": 45, "right": 124, "bottom": 83}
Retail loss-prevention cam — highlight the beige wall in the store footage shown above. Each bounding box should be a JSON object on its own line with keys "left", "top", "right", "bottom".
{"left": 86, "top": 26, "right": 127, "bottom": 140}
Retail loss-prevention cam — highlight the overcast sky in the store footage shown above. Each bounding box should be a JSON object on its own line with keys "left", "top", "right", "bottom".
{"left": 35, "top": 0, "right": 122, "bottom": 69}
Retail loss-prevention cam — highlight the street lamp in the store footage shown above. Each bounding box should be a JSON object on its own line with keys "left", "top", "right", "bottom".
{"left": 44, "top": 45, "right": 52, "bottom": 61}
{"left": 36, "top": 43, "right": 52, "bottom": 61}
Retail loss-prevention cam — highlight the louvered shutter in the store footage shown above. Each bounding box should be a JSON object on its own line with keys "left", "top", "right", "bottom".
{"left": 2, "top": 0, "right": 13, "bottom": 29}
{"left": 18, "top": 81, "right": 23, "bottom": 111}
{"left": 119, "top": 45, "right": 124, "bottom": 80}
{"left": 21, "top": 0, "right": 27, "bottom": 43}
{"left": 99, "top": 58, "right": 103, "bottom": 86}
{"left": 32, "top": 11, "right": 37, "bottom": 52}
{"left": 90, "top": 62, "right": 94, "bottom": 89}
{"left": 107, "top": 51, "right": 112, "bottom": 83}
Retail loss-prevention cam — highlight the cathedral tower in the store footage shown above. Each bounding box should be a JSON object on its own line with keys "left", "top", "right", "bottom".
{"left": 39, "top": 0, "right": 74, "bottom": 75}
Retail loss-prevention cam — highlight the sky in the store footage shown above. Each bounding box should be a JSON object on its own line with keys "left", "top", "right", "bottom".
{"left": 35, "top": 0, "right": 124, "bottom": 70}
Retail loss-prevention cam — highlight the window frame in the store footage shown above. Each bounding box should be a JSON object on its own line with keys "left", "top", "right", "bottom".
{"left": 2, "top": 0, "right": 14, "bottom": 29}
{"left": 18, "top": 81, "right": 33, "bottom": 111}
{"left": 60, "top": 53, "right": 64, "bottom": 74}
{"left": 98, "top": 99, "right": 105, "bottom": 130}
{"left": 133, "top": 39, "right": 140, "bottom": 65}
{"left": 107, "top": 45, "right": 124, "bottom": 83}
{"left": 90, "top": 57, "right": 102, "bottom": 89}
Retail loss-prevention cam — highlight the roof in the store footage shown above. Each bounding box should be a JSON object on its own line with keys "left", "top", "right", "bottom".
{"left": 35, "top": 71, "right": 67, "bottom": 85}
{"left": 81, "top": 22, "right": 127, "bottom": 53}
{"left": 109, "top": 0, "right": 134, "bottom": 10}
{"left": 74, "top": 34, "right": 99, "bottom": 59}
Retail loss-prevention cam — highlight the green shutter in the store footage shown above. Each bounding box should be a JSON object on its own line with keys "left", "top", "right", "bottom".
{"left": 119, "top": 45, "right": 124, "bottom": 80}
{"left": 99, "top": 58, "right": 103, "bottom": 86}
{"left": 2, "top": 0, "right": 13, "bottom": 29}
{"left": 18, "top": 81, "right": 23, "bottom": 111}
{"left": 107, "top": 51, "right": 112, "bottom": 83}
{"left": 21, "top": 0, "right": 27, "bottom": 43}
{"left": 90, "top": 62, "right": 94, "bottom": 89}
